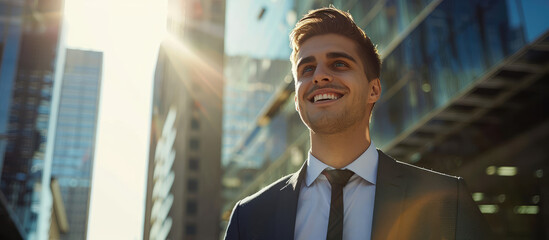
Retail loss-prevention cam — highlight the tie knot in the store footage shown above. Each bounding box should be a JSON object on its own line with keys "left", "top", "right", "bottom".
{"left": 324, "top": 169, "right": 354, "bottom": 186}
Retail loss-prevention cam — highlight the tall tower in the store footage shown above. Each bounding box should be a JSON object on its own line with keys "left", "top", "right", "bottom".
{"left": 143, "top": 0, "right": 225, "bottom": 239}
{"left": 51, "top": 49, "right": 102, "bottom": 240}
{"left": 0, "top": 0, "right": 64, "bottom": 238}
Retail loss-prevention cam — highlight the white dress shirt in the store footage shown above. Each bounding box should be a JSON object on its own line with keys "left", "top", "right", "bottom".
{"left": 294, "top": 142, "right": 379, "bottom": 240}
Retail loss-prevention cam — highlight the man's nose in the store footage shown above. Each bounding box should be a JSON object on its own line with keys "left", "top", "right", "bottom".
{"left": 313, "top": 65, "right": 332, "bottom": 84}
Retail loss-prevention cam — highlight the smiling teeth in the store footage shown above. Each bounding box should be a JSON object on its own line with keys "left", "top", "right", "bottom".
{"left": 314, "top": 93, "right": 339, "bottom": 103}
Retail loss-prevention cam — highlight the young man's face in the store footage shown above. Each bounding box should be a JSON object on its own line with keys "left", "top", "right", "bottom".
{"left": 293, "top": 34, "right": 380, "bottom": 134}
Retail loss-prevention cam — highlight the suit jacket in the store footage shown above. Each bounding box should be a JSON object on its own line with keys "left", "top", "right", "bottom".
{"left": 225, "top": 150, "right": 493, "bottom": 240}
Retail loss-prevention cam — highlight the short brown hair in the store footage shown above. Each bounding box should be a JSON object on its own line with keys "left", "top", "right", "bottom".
{"left": 290, "top": 7, "right": 381, "bottom": 81}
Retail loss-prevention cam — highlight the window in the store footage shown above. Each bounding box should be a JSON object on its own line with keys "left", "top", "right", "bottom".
{"left": 186, "top": 200, "right": 197, "bottom": 216}
{"left": 187, "top": 179, "right": 198, "bottom": 193}
{"left": 189, "top": 138, "right": 200, "bottom": 150}
{"left": 185, "top": 223, "right": 197, "bottom": 235}
{"left": 189, "top": 157, "right": 199, "bottom": 170}
{"left": 191, "top": 117, "right": 200, "bottom": 130}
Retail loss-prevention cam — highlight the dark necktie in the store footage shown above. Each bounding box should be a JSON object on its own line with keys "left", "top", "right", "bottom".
{"left": 324, "top": 169, "right": 354, "bottom": 240}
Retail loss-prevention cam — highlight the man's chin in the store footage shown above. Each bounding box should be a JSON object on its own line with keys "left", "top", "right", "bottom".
{"left": 307, "top": 119, "right": 349, "bottom": 135}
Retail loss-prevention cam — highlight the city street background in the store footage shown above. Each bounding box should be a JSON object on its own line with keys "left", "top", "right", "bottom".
{"left": 0, "top": 0, "right": 548, "bottom": 239}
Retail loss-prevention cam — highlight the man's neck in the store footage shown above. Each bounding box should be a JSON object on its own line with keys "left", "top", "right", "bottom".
{"left": 309, "top": 125, "right": 372, "bottom": 169}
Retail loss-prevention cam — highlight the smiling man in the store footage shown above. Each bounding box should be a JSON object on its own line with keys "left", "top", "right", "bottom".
{"left": 225, "top": 6, "right": 492, "bottom": 240}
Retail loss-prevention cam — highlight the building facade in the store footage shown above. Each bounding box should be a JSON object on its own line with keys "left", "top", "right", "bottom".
{"left": 50, "top": 49, "right": 102, "bottom": 240}
{"left": 143, "top": 0, "right": 225, "bottom": 239}
{"left": 222, "top": 56, "right": 291, "bottom": 166}
{"left": 221, "top": 0, "right": 549, "bottom": 239}
{"left": 0, "top": 0, "right": 64, "bottom": 239}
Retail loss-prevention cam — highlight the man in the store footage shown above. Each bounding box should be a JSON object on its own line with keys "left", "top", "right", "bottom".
{"left": 225, "top": 6, "right": 492, "bottom": 240}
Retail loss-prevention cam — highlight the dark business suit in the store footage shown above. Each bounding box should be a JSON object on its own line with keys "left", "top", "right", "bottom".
{"left": 225, "top": 150, "right": 492, "bottom": 240}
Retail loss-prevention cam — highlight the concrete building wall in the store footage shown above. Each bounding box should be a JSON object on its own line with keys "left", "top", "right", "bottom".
{"left": 143, "top": 0, "right": 225, "bottom": 239}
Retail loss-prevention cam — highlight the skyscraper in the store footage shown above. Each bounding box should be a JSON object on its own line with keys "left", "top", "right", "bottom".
{"left": 0, "top": 0, "right": 64, "bottom": 238}
{"left": 51, "top": 48, "right": 102, "bottom": 240}
{"left": 221, "top": 0, "right": 549, "bottom": 238}
{"left": 142, "top": 0, "right": 225, "bottom": 239}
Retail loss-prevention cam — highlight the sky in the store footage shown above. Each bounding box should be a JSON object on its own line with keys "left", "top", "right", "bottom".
{"left": 63, "top": 0, "right": 167, "bottom": 239}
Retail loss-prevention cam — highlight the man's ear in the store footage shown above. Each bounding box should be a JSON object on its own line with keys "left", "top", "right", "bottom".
{"left": 368, "top": 78, "right": 381, "bottom": 103}
{"left": 294, "top": 95, "right": 299, "bottom": 111}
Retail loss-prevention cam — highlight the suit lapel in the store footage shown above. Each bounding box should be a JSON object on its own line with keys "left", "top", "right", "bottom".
{"left": 371, "top": 150, "right": 407, "bottom": 240}
{"left": 273, "top": 162, "right": 307, "bottom": 240}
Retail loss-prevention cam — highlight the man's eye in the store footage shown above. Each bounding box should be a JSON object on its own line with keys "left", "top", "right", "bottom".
{"left": 334, "top": 61, "right": 347, "bottom": 68}
{"left": 302, "top": 66, "right": 314, "bottom": 74}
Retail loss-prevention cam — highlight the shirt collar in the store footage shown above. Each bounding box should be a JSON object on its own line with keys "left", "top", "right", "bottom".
{"left": 305, "top": 141, "right": 379, "bottom": 187}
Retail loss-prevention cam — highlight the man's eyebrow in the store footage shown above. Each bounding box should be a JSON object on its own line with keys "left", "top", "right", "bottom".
{"left": 327, "top": 52, "right": 357, "bottom": 63}
{"left": 296, "top": 56, "right": 316, "bottom": 70}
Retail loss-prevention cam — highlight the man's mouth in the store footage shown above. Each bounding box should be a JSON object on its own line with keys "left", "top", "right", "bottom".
{"left": 312, "top": 93, "right": 343, "bottom": 103}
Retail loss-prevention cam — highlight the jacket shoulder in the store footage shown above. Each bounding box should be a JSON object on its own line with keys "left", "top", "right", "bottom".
{"left": 240, "top": 173, "right": 294, "bottom": 206}
{"left": 378, "top": 151, "right": 463, "bottom": 197}
{"left": 394, "top": 157, "right": 461, "bottom": 183}
{"left": 376, "top": 153, "right": 492, "bottom": 239}
{"left": 225, "top": 173, "right": 299, "bottom": 239}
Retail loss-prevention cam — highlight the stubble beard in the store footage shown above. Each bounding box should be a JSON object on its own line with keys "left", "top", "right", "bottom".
{"left": 302, "top": 105, "right": 368, "bottom": 135}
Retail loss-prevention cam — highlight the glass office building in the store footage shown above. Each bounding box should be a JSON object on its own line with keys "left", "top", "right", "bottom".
{"left": 222, "top": 56, "right": 291, "bottom": 166}
{"left": 50, "top": 49, "right": 102, "bottom": 240}
{"left": 221, "top": 0, "right": 549, "bottom": 238}
{"left": 0, "top": 0, "right": 63, "bottom": 239}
